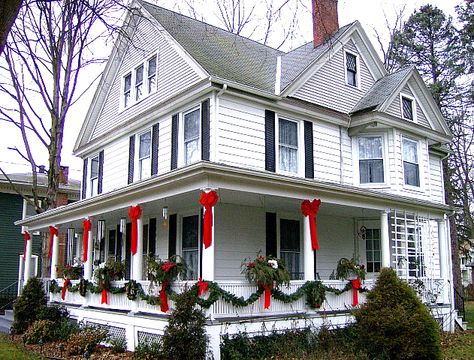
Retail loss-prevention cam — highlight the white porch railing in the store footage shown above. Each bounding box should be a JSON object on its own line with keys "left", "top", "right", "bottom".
{"left": 50, "top": 278, "right": 377, "bottom": 317}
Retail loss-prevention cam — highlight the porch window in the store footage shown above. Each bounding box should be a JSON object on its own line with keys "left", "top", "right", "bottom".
{"left": 401, "top": 96, "right": 414, "bottom": 121}
{"left": 345, "top": 51, "right": 358, "bottom": 87}
{"left": 402, "top": 138, "right": 419, "bottom": 187}
{"left": 280, "top": 219, "right": 301, "bottom": 280}
{"left": 135, "top": 64, "right": 144, "bottom": 101}
{"left": 278, "top": 118, "right": 298, "bottom": 174}
{"left": 364, "top": 228, "right": 381, "bottom": 273}
{"left": 65, "top": 228, "right": 76, "bottom": 265}
{"left": 138, "top": 130, "right": 151, "bottom": 180}
{"left": 90, "top": 155, "right": 99, "bottom": 197}
{"left": 183, "top": 108, "right": 200, "bottom": 165}
{"left": 358, "top": 136, "right": 384, "bottom": 184}
{"left": 148, "top": 55, "right": 157, "bottom": 93}
{"left": 123, "top": 73, "right": 131, "bottom": 108}
{"left": 182, "top": 215, "right": 199, "bottom": 280}
{"left": 107, "top": 228, "right": 123, "bottom": 262}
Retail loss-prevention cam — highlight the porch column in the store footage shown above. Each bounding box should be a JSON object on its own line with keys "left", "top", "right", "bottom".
{"left": 23, "top": 231, "right": 33, "bottom": 284}
{"left": 201, "top": 206, "right": 215, "bottom": 281}
{"left": 50, "top": 227, "right": 59, "bottom": 280}
{"left": 437, "top": 217, "right": 448, "bottom": 281}
{"left": 83, "top": 227, "right": 93, "bottom": 280}
{"left": 132, "top": 217, "right": 144, "bottom": 281}
{"left": 303, "top": 216, "right": 315, "bottom": 281}
{"left": 380, "top": 210, "right": 390, "bottom": 268}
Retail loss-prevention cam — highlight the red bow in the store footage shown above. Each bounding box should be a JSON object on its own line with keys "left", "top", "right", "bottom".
{"left": 128, "top": 205, "right": 142, "bottom": 256}
{"left": 61, "top": 278, "right": 71, "bottom": 300}
{"left": 199, "top": 191, "right": 218, "bottom": 249}
{"left": 351, "top": 278, "right": 361, "bottom": 307}
{"left": 101, "top": 288, "right": 108, "bottom": 304}
{"left": 82, "top": 219, "right": 91, "bottom": 262}
{"left": 301, "top": 199, "right": 321, "bottom": 251}
{"left": 48, "top": 226, "right": 58, "bottom": 259}
{"left": 198, "top": 278, "right": 208, "bottom": 296}
{"left": 160, "top": 281, "right": 169, "bottom": 312}
{"left": 23, "top": 231, "right": 30, "bottom": 262}
{"left": 161, "top": 262, "right": 175, "bottom": 273}
{"left": 263, "top": 284, "right": 272, "bottom": 309}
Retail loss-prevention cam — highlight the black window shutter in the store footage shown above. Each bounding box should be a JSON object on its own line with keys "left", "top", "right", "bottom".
{"left": 128, "top": 135, "right": 135, "bottom": 184}
{"left": 116, "top": 224, "right": 122, "bottom": 262}
{"left": 304, "top": 121, "right": 314, "bottom": 179}
{"left": 151, "top": 123, "right": 160, "bottom": 175}
{"left": 171, "top": 114, "right": 179, "bottom": 170}
{"left": 81, "top": 158, "right": 88, "bottom": 199}
{"left": 98, "top": 150, "right": 104, "bottom": 194}
{"left": 266, "top": 212, "right": 277, "bottom": 257}
{"left": 201, "top": 99, "right": 210, "bottom": 161}
{"left": 265, "top": 110, "right": 276, "bottom": 172}
{"left": 168, "top": 214, "right": 177, "bottom": 258}
{"left": 148, "top": 218, "right": 156, "bottom": 257}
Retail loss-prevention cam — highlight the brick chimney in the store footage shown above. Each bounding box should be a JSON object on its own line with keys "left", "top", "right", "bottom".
{"left": 59, "top": 165, "right": 69, "bottom": 185}
{"left": 312, "top": 0, "right": 339, "bottom": 48}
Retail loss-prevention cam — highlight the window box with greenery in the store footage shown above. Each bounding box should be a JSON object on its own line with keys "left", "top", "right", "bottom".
{"left": 335, "top": 257, "right": 366, "bottom": 281}
{"left": 93, "top": 260, "right": 126, "bottom": 304}
{"left": 58, "top": 258, "right": 83, "bottom": 280}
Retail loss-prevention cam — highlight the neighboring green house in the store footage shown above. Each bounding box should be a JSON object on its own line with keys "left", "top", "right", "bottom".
{"left": 0, "top": 171, "right": 80, "bottom": 298}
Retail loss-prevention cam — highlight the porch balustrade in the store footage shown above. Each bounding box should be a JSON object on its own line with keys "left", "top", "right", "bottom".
{"left": 49, "top": 279, "right": 379, "bottom": 317}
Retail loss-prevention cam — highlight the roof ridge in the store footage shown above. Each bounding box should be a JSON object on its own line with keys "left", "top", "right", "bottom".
{"left": 139, "top": 0, "right": 283, "bottom": 54}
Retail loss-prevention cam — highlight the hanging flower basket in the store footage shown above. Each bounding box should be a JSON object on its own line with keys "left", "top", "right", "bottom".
{"left": 57, "top": 258, "right": 83, "bottom": 280}
{"left": 335, "top": 257, "right": 366, "bottom": 281}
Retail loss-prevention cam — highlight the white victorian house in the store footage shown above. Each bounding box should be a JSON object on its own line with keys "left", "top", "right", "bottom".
{"left": 16, "top": 0, "right": 458, "bottom": 357}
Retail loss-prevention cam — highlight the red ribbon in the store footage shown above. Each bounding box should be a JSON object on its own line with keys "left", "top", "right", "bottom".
{"left": 48, "top": 226, "right": 58, "bottom": 259}
{"left": 263, "top": 284, "right": 272, "bottom": 309}
{"left": 301, "top": 199, "right": 321, "bottom": 251}
{"left": 160, "top": 281, "right": 169, "bottom": 312}
{"left": 128, "top": 205, "right": 142, "bottom": 256}
{"left": 352, "top": 278, "right": 361, "bottom": 307}
{"left": 199, "top": 191, "right": 218, "bottom": 249}
{"left": 198, "top": 278, "right": 208, "bottom": 296}
{"left": 82, "top": 219, "right": 91, "bottom": 262}
{"left": 101, "top": 288, "right": 108, "bottom": 304}
{"left": 61, "top": 278, "right": 71, "bottom": 300}
{"left": 23, "top": 231, "right": 30, "bottom": 262}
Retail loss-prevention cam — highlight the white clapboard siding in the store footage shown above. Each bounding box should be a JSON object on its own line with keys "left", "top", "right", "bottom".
{"left": 386, "top": 85, "right": 431, "bottom": 128}
{"left": 429, "top": 154, "right": 444, "bottom": 204}
{"left": 102, "top": 137, "right": 130, "bottom": 193}
{"left": 293, "top": 40, "right": 376, "bottom": 114}
{"left": 314, "top": 121, "right": 341, "bottom": 183}
{"left": 340, "top": 128, "right": 353, "bottom": 185}
{"left": 158, "top": 117, "right": 172, "bottom": 175}
{"left": 89, "top": 16, "right": 203, "bottom": 141}
{"left": 214, "top": 203, "right": 266, "bottom": 280}
{"left": 216, "top": 97, "right": 266, "bottom": 170}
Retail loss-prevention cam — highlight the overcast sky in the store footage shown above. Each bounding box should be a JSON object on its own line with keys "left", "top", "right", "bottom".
{"left": 0, "top": 0, "right": 462, "bottom": 179}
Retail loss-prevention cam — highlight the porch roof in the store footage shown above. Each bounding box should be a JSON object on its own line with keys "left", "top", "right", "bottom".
{"left": 15, "top": 162, "right": 452, "bottom": 231}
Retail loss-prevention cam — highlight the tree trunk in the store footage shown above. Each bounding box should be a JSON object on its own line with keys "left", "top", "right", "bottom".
{"left": 0, "top": 0, "right": 22, "bottom": 56}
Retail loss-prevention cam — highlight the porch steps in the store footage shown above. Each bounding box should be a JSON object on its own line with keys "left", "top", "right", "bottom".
{"left": 454, "top": 311, "right": 467, "bottom": 331}
{"left": 0, "top": 310, "right": 13, "bottom": 334}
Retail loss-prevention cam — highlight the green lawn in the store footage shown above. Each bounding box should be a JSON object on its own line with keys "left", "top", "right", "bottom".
{"left": 0, "top": 336, "right": 43, "bottom": 359}
{"left": 465, "top": 301, "right": 474, "bottom": 329}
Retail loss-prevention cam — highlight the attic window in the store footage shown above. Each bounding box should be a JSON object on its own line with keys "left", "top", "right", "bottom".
{"left": 121, "top": 53, "right": 158, "bottom": 110}
{"left": 345, "top": 51, "right": 358, "bottom": 87}
{"left": 402, "top": 96, "right": 414, "bottom": 121}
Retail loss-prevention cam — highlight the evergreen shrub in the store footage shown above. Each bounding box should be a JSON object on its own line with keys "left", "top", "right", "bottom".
{"left": 12, "top": 277, "right": 47, "bottom": 334}
{"left": 66, "top": 327, "right": 109, "bottom": 355}
{"left": 23, "top": 319, "right": 55, "bottom": 344}
{"left": 353, "top": 268, "right": 441, "bottom": 360}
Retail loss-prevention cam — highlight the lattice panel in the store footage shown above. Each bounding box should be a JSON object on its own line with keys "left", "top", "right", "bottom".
{"left": 137, "top": 331, "right": 161, "bottom": 345}
{"left": 85, "top": 322, "right": 126, "bottom": 341}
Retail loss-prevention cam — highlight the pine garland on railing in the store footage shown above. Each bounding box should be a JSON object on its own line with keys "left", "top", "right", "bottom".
{"left": 50, "top": 278, "right": 368, "bottom": 310}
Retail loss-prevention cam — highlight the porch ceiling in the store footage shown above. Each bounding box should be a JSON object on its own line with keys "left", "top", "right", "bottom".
{"left": 16, "top": 162, "right": 450, "bottom": 231}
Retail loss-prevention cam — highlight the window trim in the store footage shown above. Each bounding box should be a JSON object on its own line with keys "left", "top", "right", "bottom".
{"left": 402, "top": 136, "right": 421, "bottom": 188}
{"left": 400, "top": 93, "right": 416, "bottom": 122}
{"left": 120, "top": 52, "right": 158, "bottom": 110}
{"left": 89, "top": 154, "right": 100, "bottom": 197}
{"left": 136, "top": 129, "right": 152, "bottom": 181}
{"left": 178, "top": 211, "right": 201, "bottom": 280}
{"left": 276, "top": 213, "right": 303, "bottom": 280}
{"left": 344, "top": 49, "right": 360, "bottom": 89}
{"left": 179, "top": 105, "right": 202, "bottom": 167}
{"left": 353, "top": 133, "right": 388, "bottom": 188}
{"left": 275, "top": 115, "right": 304, "bottom": 176}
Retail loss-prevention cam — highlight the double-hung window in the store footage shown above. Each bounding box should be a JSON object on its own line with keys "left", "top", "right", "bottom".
{"left": 278, "top": 118, "right": 298, "bottom": 174}
{"left": 138, "top": 130, "right": 151, "bottom": 180}
{"left": 183, "top": 108, "right": 200, "bottom": 165}
{"left": 280, "top": 219, "right": 301, "bottom": 280}
{"left": 90, "top": 155, "right": 99, "bottom": 197}
{"left": 148, "top": 55, "right": 157, "bottom": 93}
{"left": 182, "top": 215, "right": 199, "bottom": 280}
{"left": 345, "top": 51, "right": 358, "bottom": 87}
{"left": 123, "top": 73, "right": 132, "bottom": 108}
{"left": 401, "top": 96, "right": 414, "bottom": 121}
{"left": 402, "top": 138, "right": 419, "bottom": 186}
{"left": 135, "top": 65, "right": 144, "bottom": 101}
{"left": 358, "top": 136, "right": 384, "bottom": 184}
{"left": 364, "top": 228, "right": 381, "bottom": 273}
{"left": 122, "top": 53, "right": 158, "bottom": 109}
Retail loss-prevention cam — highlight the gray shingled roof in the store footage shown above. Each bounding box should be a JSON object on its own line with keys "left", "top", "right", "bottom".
{"left": 140, "top": 0, "right": 283, "bottom": 93}
{"left": 0, "top": 173, "right": 80, "bottom": 191}
{"left": 280, "top": 23, "right": 355, "bottom": 90}
{"left": 351, "top": 66, "right": 414, "bottom": 114}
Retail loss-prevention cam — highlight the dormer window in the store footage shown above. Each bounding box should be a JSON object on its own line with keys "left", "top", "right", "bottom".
{"left": 121, "top": 53, "right": 158, "bottom": 110}
{"left": 402, "top": 96, "right": 414, "bottom": 121}
{"left": 345, "top": 51, "right": 358, "bottom": 87}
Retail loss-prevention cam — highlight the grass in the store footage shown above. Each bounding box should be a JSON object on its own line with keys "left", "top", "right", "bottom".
{"left": 465, "top": 301, "right": 474, "bottom": 329}
{"left": 0, "top": 335, "right": 43, "bottom": 359}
